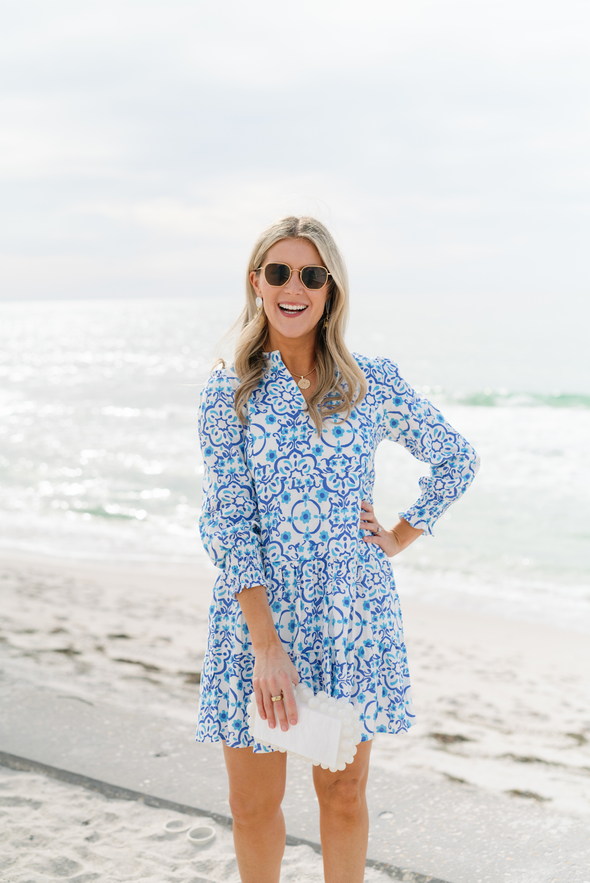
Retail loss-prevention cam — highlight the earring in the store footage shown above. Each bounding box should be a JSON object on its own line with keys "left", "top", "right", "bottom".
{"left": 323, "top": 302, "right": 330, "bottom": 329}
{"left": 255, "top": 296, "right": 263, "bottom": 312}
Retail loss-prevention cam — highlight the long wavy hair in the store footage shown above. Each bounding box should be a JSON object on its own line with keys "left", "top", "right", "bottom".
{"left": 230, "top": 216, "right": 367, "bottom": 434}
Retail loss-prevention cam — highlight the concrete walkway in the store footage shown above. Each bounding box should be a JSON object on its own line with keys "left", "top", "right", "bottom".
{"left": 1, "top": 681, "right": 588, "bottom": 883}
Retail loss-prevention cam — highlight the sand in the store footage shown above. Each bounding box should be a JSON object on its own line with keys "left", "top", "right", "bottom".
{"left": 0, "top": 766, "right": 391, "bottom": 882}
{"left": 375, "top": 596, "right": 590, "bottom": 818}
{"left": 1, "top": 550, "right": 590, "bottom": 880}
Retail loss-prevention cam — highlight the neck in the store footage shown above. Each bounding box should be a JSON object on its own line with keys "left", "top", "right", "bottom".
{"left": 265, "top": 329, "right": 316, "bottom": 377}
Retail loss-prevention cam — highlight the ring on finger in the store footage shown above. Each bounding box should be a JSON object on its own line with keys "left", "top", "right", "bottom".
{"left": 270, "top": 693, "right": 284, "bottom": 702}
{"left": 375, "top": 525, "right": 382, "bottom": 533}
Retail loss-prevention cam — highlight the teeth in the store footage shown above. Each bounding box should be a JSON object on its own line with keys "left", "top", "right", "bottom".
{"left": 279, "top": 304, "right": 307, "bottom": 312}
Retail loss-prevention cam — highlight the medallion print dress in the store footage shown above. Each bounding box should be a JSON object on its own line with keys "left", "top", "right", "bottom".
{"left": 196, "top": 352, "right": 479, "bottom": 748}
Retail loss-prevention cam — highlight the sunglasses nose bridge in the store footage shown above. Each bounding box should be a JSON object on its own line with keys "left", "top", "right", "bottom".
{"left": 284, "top": 266, "right": 305, "bottom": 290}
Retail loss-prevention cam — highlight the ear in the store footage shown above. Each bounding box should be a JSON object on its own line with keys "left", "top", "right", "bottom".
{"left": 249, "top": 269, "right": 261, "bottom": 294}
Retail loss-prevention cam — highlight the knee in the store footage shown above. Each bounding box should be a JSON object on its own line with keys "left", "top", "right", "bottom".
{"left": 315, "top": 777, "right": 364, "bottom": 822}
{"left": 229, "top": 785, "right": 284, "bottom": 828}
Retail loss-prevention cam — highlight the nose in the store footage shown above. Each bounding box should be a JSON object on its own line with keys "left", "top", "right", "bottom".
{"left": 284, "top": 268, "right": 306, "bottom": 293}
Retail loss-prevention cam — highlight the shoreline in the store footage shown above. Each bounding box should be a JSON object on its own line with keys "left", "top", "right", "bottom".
{"left": 3, "top": 530, "right": 590, "bottom": 635}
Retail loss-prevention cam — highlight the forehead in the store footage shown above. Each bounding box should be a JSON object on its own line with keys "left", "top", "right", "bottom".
{"left": 265, "top": 237, "right": 323, "bottom": 267}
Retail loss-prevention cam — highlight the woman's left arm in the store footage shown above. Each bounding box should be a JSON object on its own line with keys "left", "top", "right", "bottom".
{"left": 361, "top": 357, "right": 480, "bottom": 552}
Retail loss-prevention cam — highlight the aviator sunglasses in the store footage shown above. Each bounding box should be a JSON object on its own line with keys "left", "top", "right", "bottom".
{"left": 257, "top": 262, "right": 331, "bottom": 291}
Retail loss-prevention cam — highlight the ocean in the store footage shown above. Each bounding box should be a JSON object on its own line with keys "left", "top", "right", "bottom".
{"left": 1, "top": 296, "right": 589, "bottom": 632}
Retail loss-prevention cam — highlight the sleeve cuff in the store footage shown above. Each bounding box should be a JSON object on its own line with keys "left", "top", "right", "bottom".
{"left": 399, "top": 507, "right": 436, "bottom": 538}
{"left": 226, "top": 546, "right": 268, "bottom": 594}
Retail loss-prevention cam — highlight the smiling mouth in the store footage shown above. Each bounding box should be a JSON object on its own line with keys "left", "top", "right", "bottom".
{"left": 278, "top": 303, "right": 308, "bottom": 315}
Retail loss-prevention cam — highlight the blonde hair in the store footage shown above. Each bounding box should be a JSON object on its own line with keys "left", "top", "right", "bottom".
{"left": 230, "top": 216, "right": 367, "bottom": 434}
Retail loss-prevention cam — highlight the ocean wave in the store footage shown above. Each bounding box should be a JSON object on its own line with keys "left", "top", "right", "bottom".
{"left": 430, "top": 389, "right": 590, "bottom": 409}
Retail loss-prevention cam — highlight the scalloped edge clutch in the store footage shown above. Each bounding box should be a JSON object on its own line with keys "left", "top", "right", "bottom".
{"left": 247, "top": 683, "right": 363, "bottom": 772}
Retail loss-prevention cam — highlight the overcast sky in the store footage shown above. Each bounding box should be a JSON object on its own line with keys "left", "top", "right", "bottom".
{"left": 1, "top": 0, "right": 589, "bottom": 301}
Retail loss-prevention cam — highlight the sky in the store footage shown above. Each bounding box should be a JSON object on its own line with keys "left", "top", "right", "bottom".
{"left": 1, "top": 0, "right": 589, "bottom": 302}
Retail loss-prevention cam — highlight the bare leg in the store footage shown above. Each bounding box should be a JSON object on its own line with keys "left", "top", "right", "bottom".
{"left": 223, "top": 743, "right": 288, "bottom": 883}
{"left": 313, "top": 739, "right": 373, "bottom": 883}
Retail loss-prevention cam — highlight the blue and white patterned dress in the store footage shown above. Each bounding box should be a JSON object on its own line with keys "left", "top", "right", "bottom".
{"left": 196, "top": 351, "right": 479, "bottom": 748}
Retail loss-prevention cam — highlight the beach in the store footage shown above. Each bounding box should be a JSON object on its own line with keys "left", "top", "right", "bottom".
{"left": 1, "top": 297, "right": 589, "bottom": 879}
{"left": 2, "top": 550, "right": 589, "bottom": 881}
{"left": 2, "top": 764, "right": 384, "bottom": 883}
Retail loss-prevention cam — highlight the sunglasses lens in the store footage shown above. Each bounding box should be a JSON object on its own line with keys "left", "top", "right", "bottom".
{"left": 264, "top": 263, "right": 291, "bottom": 286}
{"left": 301, "top": 266, "right": 328, "bottom": 289}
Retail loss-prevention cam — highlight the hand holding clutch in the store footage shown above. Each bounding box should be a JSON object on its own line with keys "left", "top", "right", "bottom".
{"left": 247, "top": 683, "right": 363, "bottom": 772}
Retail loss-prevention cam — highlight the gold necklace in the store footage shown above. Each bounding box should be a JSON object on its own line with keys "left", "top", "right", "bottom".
{"left": 290, "top": 366, "right": 316, "bottom": 390}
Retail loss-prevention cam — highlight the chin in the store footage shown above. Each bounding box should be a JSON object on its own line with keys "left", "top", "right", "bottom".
{"left": 277, "top": 324, "right": 317, "bottom": 340}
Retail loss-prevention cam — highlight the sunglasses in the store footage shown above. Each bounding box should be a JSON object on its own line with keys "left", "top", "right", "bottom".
{"left": 257, "top": 262, "right": 331, "bottom": 291}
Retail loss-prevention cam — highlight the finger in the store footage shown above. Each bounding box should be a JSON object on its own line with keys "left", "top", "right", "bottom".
{"left": 271, "top": 693, "right": 289, "bottom": 731}
{"left": 360, "top": 514, "right": 381, "bottom": 533}
{"left": 363, "top": 530, "right": 386, "bottom": 545}
{"left": 253, "top": 683, "right": 267, "bottom": 720}
{"left": 279, "top": 677, "right": 298, "bottom": 727}
{"left": 262, "top": 689, "right": 280, "bottom": 728}
{"left": 255, "top": 678, "right": 278, "bottom": 728}
{"left": 269, "top": 678, "right": 292, "bottom": 731}
{"left": 359, "top": 502, "right": 378, "bottom": 533}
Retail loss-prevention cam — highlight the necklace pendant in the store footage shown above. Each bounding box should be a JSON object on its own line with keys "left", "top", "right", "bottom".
{"left": 298, "top": 377, "right": 311, "bottom": 390}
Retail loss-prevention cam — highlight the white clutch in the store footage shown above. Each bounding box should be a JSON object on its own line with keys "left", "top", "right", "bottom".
{"left": 247, "top": 683, "right": 363, "bottom": 772}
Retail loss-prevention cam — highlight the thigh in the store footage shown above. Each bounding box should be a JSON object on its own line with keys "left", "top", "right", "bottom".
{"left": 223, "top": 743, "right": 288, "bottom": 814}
{"left": 312, "top": 740, "right": 373, "bottom": 799}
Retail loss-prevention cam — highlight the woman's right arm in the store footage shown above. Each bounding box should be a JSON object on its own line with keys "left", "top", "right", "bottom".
{"left": 198, "top": 371, "right": 268, "bottom": 592}
{"left": 198, "top": 371, "right": 298, "bottom": 731}
{"left": 236, "top": 585, "right": 299, "bottom": 731}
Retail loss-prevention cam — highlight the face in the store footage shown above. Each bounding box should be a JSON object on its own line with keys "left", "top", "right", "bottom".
{"left": 250, "top": 238, "right": 330, "bottom": 351}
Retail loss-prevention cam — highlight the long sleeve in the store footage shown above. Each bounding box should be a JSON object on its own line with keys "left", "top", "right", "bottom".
{"left": 375, "top": 357, "right": 480, "bottom": 536}
{"left": 198, "top": 369, "right": 268, "bottom": 593}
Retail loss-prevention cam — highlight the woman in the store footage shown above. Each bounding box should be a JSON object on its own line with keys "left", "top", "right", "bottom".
{"left": 197, "top": 216, "right": 479, "bottom": 883}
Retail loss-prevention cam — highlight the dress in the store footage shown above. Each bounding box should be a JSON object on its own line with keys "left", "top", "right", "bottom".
{"left": 196, "top": 351, "right": 479, "bottom": 748}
